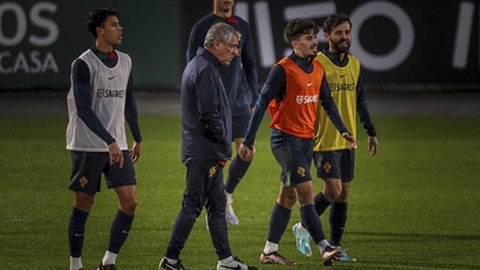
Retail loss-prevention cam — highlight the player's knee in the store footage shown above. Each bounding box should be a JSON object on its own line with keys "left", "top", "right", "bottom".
{"left": 332, "top": 188, "right": 342, "bottom": 200}
{"left": 278, "top": 194, "right": 297, "bottom": 209}
{"left": 323, "top": 182, "right": 343, "bottom": 201}
{"left": 297, "top": 193, "right": 315, "bottom": 206}
{"left": 74, "top": 193, "right": 95, "bottom": 212}
{"left": 130, "top": 198, "right": 138, "bottom": 210}
{"left": 121, "top": 198, "right": 138, "bottom": 214}
{"left": 337, "top": 190, "right": 349, "bottom": 202}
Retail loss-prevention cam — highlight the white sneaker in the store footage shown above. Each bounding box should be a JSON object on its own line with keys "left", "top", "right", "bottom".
{"left": 159, "top": 257, "right": 185, "bottom": 270}
{"left": 217, "top": 257, "right": 257, "bottom": 270}
{"left": 225, "top": 195, "right": 239, "bottom": 225}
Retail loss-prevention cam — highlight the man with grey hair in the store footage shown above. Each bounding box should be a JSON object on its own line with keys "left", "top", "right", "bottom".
{"left": 159, "top": 23, "right": 257, "bottom": 270}
{"left": 187, "top": 0, "right": 259, "bottom": 227}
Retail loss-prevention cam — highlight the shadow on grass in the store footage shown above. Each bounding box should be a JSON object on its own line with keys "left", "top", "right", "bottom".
{"left": 351, "top": 230, "right": 480, "bottom": 241}
{"left": 353, "top": 260, "right": 480, "bottom": 270}
{"left": 340, "top": 231, "right": 480, "bottom": 269}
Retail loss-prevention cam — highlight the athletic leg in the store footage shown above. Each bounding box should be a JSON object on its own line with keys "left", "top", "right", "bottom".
{"left": 224, "top": 138, "right": 251, "bottom": 225}
{"left": 330, "top": 182, "right": 349, "bottom": 246}
{"left": 261, "top": 183, "right": 297, "bottom": 265}
{"left": 69, "top": 192, "right": 94, "bottom": 270}
{"left": 68, "top": 151, "right": 103, "bottom": 270}
{"left": 225, "top": 138, "right": 252, "bottom": 193}
{"left": 100, "top": 185, "right": 137, "bottom": 266}
{"left": 100, "top": 152, "right": 138, "bottom": 267}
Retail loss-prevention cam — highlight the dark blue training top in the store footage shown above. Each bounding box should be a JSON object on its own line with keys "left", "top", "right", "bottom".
{"left": 181, "top": 48, "right": 233, "bottom": 163}
{"left": 187, "top": 12, "right": 259, "bottom": 116}
{"left": 71, "top": 46, "right": 142, "bottom": 144}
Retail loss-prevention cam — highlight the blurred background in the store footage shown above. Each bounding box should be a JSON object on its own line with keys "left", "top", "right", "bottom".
{"left": 1, "top": 0, "right": 479, "bottom": 93}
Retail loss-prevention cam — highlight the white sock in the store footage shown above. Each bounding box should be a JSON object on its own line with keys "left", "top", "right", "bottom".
{"left": 263, "top": 241, "right": 278, "bottom": 255}
{"left": 70, "top": 256, "right": 82, "bottom": 270}
{"left": 165, "top": 257, "right": 178, "bottom": 265}
{"left": 317, "top": 239, "right": 330, "bottom": 254}
{"left": 102, "top": 250, "right": 118, "bottom": 265}
{"left": 225, "top": 192, "right": 233, "bottom": 203}
{"left": 221, "top": 256, "right": 234, "bottom": 264}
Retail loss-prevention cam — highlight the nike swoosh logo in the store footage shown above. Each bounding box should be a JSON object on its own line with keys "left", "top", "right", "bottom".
{"left": 219, "top": 265, "right": 241, "bottom": 270}
{"left": 108, "top": 76, "right": 116, "bottom": 80}
{"left": 74, "top": 233, "right": 84, "bottom": 237}
{"left": 307, "top": 82, "right": 313, "bottom": 87}
{"left": 340, "top": 74, "right": 347, "bottom": 78}
{"left": 122, "top": 230, "right": 130, "bottom": 234}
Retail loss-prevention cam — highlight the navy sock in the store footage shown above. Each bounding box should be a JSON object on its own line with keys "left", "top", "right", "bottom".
{"left": 107, "top": 210, "right": 134, "bottom": 253}
{"left": 330, "top": 202, "right": 347, "bottom": 246}
{"left": 267, "top": 203, "right": 291, "bottom": 244}
{"left": 69, "top": 207, "right": 89, "bottom": 257}
{"left": 225, "top": 156, "right": 251, "bottom": 194}
{"left": 314, "top": 192, "right": 331, "bottom": 216}
{"left": 300, "top": 204, "right": 326, "bottom": 245}
{"left": 301, "top": 192, "right": 331, "bottom": 228}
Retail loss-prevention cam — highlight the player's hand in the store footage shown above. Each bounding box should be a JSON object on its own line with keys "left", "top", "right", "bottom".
{"left": 129, "top": 141, "right": 142, "bottom": 163}
{"left": 342, "top": 132, "right": 356, "bottom": 150}
{"left": 245, "top": 144, "right": 256, "bottom": 161}
{"left": 108, "top": 142, "right": 124, "bottom": 168}
{"left": 238, "top": 143, "right": 255, "bottom": 161}
{"left": 368, "top": 136, "right": 378, "bottom": 156}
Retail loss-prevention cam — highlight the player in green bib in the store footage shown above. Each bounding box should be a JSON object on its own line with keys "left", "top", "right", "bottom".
{"left": 292, "top": 12, "right": 379, "bottom": 263}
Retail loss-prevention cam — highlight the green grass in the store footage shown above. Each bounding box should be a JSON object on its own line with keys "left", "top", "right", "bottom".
{"left": 1, "top": 114, "right": 479, "bottom": 269}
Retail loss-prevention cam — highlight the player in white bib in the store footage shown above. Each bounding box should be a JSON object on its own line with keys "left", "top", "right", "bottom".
{"left": 66, "top": 8, "right": 142, "bottom": 270}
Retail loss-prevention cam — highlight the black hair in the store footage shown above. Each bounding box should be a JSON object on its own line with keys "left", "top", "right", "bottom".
{"left": 323, "top": 12, "right": 352, "bottom": 35}
{"left": 86, "top": 8, "right": 118, "bottom": 38}
{"left": 284, "top": 18, "right": 319, "bottom": 45}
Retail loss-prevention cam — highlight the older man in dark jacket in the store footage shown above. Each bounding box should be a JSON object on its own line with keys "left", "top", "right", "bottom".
{"left": 159, "top": 22, "right": 257, "bottom": 270}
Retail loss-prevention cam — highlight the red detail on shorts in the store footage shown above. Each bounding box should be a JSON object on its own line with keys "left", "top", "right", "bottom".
{"left": 217, "top": 160, "right": 227, "bottom": 167}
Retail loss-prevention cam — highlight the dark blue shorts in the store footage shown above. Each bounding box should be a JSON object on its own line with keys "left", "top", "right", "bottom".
{"left": 314, "top": 149, "right": 355, "bottom": 182}
{"left": 232, "top": 113, "right": 250, "bottom": 139}
{"left": 271, "top": 135, "right": 313, "bottom": 186}
{"left": 68, "top": 151, "right": 136, "bottom": 195}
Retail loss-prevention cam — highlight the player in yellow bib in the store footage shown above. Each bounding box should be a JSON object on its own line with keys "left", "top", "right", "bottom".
{"left": 292, "top": 12, "right": 379, "bottom": 262}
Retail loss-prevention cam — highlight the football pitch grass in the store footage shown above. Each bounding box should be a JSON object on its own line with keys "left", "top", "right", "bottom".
{"left": 1, "top": 114, "right": 479, "bottom": 269}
